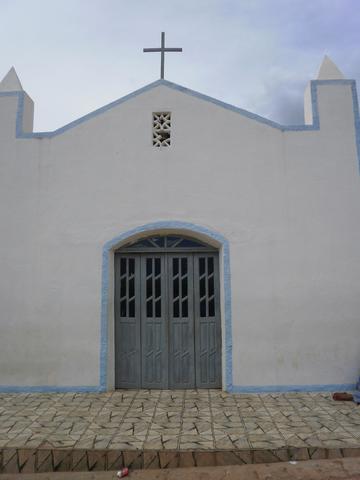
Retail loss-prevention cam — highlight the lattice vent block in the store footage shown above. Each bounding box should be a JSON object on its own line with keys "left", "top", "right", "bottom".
{"left": 153, "top": 112, "right": 171, "bottom": 147}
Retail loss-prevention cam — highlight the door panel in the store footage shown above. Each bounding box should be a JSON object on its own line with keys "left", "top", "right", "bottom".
{"left": 168, "top": 255, "right": 195, "bottom": 388}
{"left": 141, "top": 255, "right": 168, "bottom": 388}
{"left": 194, "top": 254, "right": 222, "bottom": 388}
{"left": 114, "top": 255, "right": 141, "bottom": 388}
{"left": 115, "top": 249, "right": 222, "bottom": 389}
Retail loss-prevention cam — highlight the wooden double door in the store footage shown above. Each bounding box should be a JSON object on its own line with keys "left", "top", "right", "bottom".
{"left": 114, "top": 243, "right": 221, "bottom": 389}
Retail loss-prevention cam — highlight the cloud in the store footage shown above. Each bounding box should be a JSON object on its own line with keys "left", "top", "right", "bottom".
{"left": 0, "top": 0, "right": 358, "bottom": 129}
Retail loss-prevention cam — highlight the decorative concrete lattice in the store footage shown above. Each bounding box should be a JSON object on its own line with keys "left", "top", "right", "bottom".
{"left": 153, "top": 112, "right": 171, "bottom": 147}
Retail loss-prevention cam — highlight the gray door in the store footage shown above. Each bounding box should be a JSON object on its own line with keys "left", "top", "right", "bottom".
{"left": 114, "top": 236, "right": 221, "bottom": 389}
{"left": 141, "top": 255, "right": 168, "bottom": 388}
{"left": 114, "top": 255, "right": 141, "bottom": 388}
{"left": 194, "top": 254, "right": 222, "bottom": 388}
{"left": 168, "top": 254, "right": 195, "bottom": 388}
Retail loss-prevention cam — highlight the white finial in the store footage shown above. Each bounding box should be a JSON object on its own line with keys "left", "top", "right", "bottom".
{"left": 0, "top": 67, "right": 23, "bottom": 92}
{"left": 317, "top": 55, "right": 344, "bottom": 80}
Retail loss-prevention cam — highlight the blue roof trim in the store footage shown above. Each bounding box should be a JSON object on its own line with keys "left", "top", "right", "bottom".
{"left": 1, "top": 78, "right": 358, "bottom": 138}
{"left": 5, "top": 79, "right": 166, "bottom": 139}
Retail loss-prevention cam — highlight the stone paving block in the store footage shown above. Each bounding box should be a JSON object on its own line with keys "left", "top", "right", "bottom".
{"left": 252, "top": 448, "right": 288, "bottom": 464}
{"left": 288, "top": 447, "right": 310, "bottom": 461}
{"left": 178, "top": 451, "right": 195, "bottom": 467}
{"left": 35, "top": 449, "right": 53, "bottom": 472}
{"left": 1, "top": 448, "right": 18, "bottom": 473}
{"left": 326, "top": 448, "right": 343, "bottom": 459}
{"left": 70, "top": 449, "right": 88, "bottom": 471}
{"left": 235, "top": 450, "right": 253, "bottom": 464}
{"left": 214, "top": 438, "right": 235, "bottom": 449}
{"left": 123, "top": 450, "right": 143, "bottom": 469}
{"left": 143, "top": 450, "right": 160, "bottom": 469}
{"left": 194, "top": 451, "right": 217, "bottom": 466}
{"left": 75, "top": 439, "right": 95, "bottom": 449}
{"left": 180, "top": 442, "right": 214, "bottom": 450}
{"left": 214, "top": 450, "right": 246, "bottom": 466}
{"left": 342, "top": 447, "right": 360, "bottom": 457}
{"left": 18, "top": 448, "right": 36, "bottom": 473}
{"left": 272, "top": 448, "right": 289, "bottom": 462}
{"left": 159, "top": 451, "right": 179, "bottom": 468}
{"left": 106, "top": 450, "right": 124, "bottom": 471}
{"left": 52, "top": 449, "right": 72, "bottom": 471}
{"left": 87, "top": 450, "right": 107, "bottom": 471}
{"left": 308, "top": 447, "right": 327, "bottom": 460}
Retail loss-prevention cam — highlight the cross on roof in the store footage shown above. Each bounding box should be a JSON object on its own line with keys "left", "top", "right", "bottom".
{"left": 143, "top": 32, "right": 182, "bottom": 79}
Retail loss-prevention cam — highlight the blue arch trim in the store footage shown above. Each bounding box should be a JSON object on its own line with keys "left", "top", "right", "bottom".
{"left": 99, "top": 221, "right": 233, "bottom": 392}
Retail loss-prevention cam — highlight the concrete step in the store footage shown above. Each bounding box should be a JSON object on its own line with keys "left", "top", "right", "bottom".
{"left": 1, "top": 457, "right": 360, "bottom": 480}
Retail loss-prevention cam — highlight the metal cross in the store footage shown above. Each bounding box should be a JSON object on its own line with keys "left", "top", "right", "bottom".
{"left": 143, "top": 32, "right": 182, "bottom": 79}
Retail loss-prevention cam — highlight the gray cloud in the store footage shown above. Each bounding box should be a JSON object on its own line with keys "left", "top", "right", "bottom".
{"left": 0, "top": 0, "right": 358, "bottom": 129}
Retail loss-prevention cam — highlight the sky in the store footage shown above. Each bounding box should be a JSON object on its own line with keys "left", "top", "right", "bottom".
{"left": 0, "top": 0, "right": 359, "bottom": 131}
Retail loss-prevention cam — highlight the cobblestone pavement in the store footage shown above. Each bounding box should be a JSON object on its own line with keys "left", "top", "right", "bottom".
{"left": 0, "top": 390, "right": 359, "bottom": 451}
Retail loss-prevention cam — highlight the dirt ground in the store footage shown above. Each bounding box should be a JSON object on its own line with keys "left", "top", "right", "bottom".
{"left": 2, "top": 457, "right": 360, "bottom": 480}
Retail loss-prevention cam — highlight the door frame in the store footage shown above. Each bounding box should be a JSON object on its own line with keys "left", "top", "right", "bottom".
{"left": 100, "top": 222, "right": 232, "bottom": 392}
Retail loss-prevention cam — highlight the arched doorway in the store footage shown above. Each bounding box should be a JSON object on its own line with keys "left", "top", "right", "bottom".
{"left": 114, "top": 234, "right": 222, "bottom": 389}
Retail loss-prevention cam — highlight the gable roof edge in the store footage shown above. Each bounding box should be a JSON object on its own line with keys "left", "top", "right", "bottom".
{"left": 10, "top": 78, "right": 358, "bottom": 139}
{"left": 18, "top": 79, "right": 287, "bottom": 138}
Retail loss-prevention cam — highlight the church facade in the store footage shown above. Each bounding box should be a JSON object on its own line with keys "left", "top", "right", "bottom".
{"left": 0, "top": 56, "right": 359, "bottom": 393}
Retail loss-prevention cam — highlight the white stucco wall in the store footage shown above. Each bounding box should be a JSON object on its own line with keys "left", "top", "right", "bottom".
{"left": 0, "top": 79, "right": 359, "bottom": 390}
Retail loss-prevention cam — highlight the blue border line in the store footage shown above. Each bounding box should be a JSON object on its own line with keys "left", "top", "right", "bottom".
{"left": 1, "top": 384, "right": 356, "bottom": 394}
{"left": 231, "top": 384, "right": 357, "bottom": 393}
{"left": 0, "top": 385, "right": 101, "bottom": 393}
{"left": 99, "top": 221, "right": 232, "bottom": 392}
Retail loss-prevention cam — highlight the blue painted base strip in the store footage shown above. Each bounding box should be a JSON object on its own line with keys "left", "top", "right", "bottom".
{"left": 0, "top": 385, "right": 105, "bottom": 393}
{"left": 0, "top": 383, "right": 356, "bottom": 394}
{"left": 230, "top": 384, "right": 357, "bottom": 393}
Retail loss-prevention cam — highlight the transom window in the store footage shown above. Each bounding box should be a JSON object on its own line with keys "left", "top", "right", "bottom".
{"left": 117, "top": 235, "right": 217, "bottom": 253}
{"left": 153, "top": 112, "right": 171, "bottom": 147}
